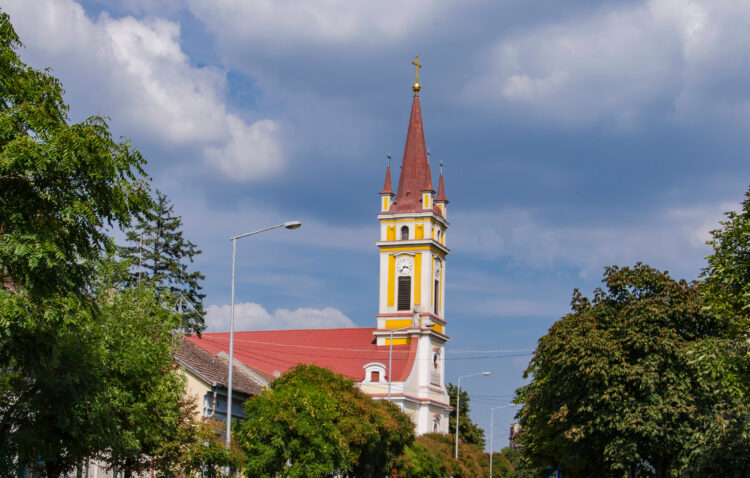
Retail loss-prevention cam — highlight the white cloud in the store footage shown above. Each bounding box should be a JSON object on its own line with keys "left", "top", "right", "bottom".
{"left": 465, "top": 0, "right": 750, "bottom": 127}
{"left": 449, "top": 200, "right": 736, "bottom": 280}
{"left": 186, "top": 0, "right": 450, "bottom": 46}
{"left": 3, "top": 0, "right": 283, "bottom": 181}
{"left": 204, "top": 302, "right": 356, "bottom": 332}
{"left": 203, "top": 116, "right": 283, "bottom": 181}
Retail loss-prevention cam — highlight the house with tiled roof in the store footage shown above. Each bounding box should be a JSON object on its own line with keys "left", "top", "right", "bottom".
{"left": 187, "top": 61, "right": 452, "bottom": 435}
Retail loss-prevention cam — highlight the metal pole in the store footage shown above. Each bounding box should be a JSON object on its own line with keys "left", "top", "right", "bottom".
{"left": 455, "top": 377, "right": 461, "bottom": 459}
{"left": 454, "top": 371, "right": 491, "bottom": 460}
{"left": 224, "top": 221, "right": 300, "bottom": 449}
{"left": 489, "top": 404, "right": 515, "bottom": 478}
{"left": 226, "top": 238, "right": 236, "bottom": 445}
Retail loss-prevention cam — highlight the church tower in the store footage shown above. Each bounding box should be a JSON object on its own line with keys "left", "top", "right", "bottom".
{"left": 373, "top": 57, "right": 451, "bottom": 434}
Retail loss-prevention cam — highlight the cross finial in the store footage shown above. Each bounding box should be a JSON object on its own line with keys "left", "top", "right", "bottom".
{"left": 387, "top": 153, "right": 391, "bottom": 168}
{"left": 412, "top": 55, "right": 422, "bottom": 92}
{"left": 440, "top": 160, "right": 444, "bottom": 174}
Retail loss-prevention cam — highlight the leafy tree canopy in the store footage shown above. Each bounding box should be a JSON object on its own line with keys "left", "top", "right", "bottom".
{"left": 1, "top": 258, "right": 197, "bottom": 477}
{"left": 119, "top": 190, "right": 205, "bottom": 333}
{"left": 235, "top": 364, "right": 414, "bottom": 477}
{"left": 447, "top": 382, "right": 486, "bottom": 449}
{"left": 702, "top": 185, "right": 750, "bottom": 336}
{"left": 515, "top": 264, "right": 732, "bottom": 478}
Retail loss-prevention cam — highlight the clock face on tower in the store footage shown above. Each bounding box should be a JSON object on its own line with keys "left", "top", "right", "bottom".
{"left": 396, "top": 257, "right": 413, "bottom": 276}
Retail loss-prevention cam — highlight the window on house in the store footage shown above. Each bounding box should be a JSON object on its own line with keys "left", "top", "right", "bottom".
{"left": 371, "top": 371, "right": 380, "bottom": 382}
{"left": 400, "top": 226, "right": 409, "bottom": 240}
{"left": 397, "top": 276, "right": 411, "bottom": 311}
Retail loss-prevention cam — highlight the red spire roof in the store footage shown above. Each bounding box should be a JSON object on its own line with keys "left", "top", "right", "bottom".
{"left": 380, "top": 164, "right": 394, "bottom": 195}
{"left": 435, "top": 171, "right": 448, "bottom": 203}
{"left": 391, "top": 91, "right": 434, "bottom": 213}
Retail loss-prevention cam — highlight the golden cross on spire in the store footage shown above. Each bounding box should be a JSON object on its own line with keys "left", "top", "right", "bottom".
{"left": 411, "top": 55, "right": 422, "bottom": 92}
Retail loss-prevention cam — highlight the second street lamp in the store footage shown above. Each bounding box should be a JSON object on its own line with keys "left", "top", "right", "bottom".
{"left": 489, "top": 404, "right": 516, "bottom": 478}
{"left": 226, "top": 220, "right": 301, "bottom": 446}
{"left": 454, "top": 371, "right": 491, "bottom": 460}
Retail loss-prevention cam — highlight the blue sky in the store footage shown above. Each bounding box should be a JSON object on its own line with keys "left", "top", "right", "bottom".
{"left": 6, "top": 0, "right": 750, "bottom": 450}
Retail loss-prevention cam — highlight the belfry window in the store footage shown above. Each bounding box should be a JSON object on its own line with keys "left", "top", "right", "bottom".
{"left": 397, "top": 276, "right": 411, "bottom": 311}
{"left": 400, "top": 226, "right": 409, "bottom": 240}
{"left": 434, "top": 279, "right": 440, "bottom": 314}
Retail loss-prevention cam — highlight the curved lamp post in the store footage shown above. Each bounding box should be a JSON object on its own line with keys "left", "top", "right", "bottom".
{"left": 226, "top": 221, "right": 301, "bottom": 445}
{"left": 455, "top": 371, "right": 491, "bottom": 459}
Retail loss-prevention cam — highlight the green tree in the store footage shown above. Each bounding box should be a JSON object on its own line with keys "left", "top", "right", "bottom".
{"left": 234, "top": 364, "right": 414, "bottom": 477}
{"left": 0, "top": 11, "right": 197, "bottom": 476}
{"left": 702, "top": 185, "right": 750, "bottom": 334}
{"left": 394, "top": 433, "right": 513, "bottom": 478}
{"left": 690, "top": 187, "right": 750, "bottom": 474}
{"left": 447, "top": 382, "right": 486, "bottom": 449}
{"left": 515, "top": 264, "right": 725, "bottom": 478}
{"left": 119, "top": 190, "right": 205, "bottom": 334}
{"left": 0, "top": 258, "right": 198, "bottom": 477}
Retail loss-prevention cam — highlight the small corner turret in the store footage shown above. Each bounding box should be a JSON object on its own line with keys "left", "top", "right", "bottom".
{"left": 380, "top": 154, "right": 395, "bottom": 213}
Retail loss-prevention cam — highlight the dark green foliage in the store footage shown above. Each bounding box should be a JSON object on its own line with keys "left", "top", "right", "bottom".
{"left": 393, "top": 435, "right": 448, "bottom": 478}
{"left": 1, "top": 259, "right": 197, "bottom": 477}
{"left": 515, "top": 264, "right": 729, "bottom": 477}
{"left": 702, "top": 186, "right": 750, "bottom": 336}
{"left": 119, "top": 190, "right": 205, "bottom": 334}
{"left": 447, "top": 382, "right": 486, "bottom": 449}
{"left": 503, "top": 447, "right": 540, "bottom": 478}
{"left": 394, "top": 433, "right": 516, "bottom": 478}
{"left": 489, "top": 451, "right": 513, "bottom": 477}
{"left": 235, "top": 364, "right": 414, "bottom": 477}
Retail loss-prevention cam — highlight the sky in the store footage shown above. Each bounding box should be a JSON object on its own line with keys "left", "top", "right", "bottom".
{"left": 5, "top": 0, "right": 750, "bottom": 450}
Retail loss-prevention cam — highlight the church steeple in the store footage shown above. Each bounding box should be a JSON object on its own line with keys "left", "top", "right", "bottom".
{"left": 390, "top": 88, "right": 434, "bottom": 214}
{"left": 376, "top": 58, "right": 449, "bottom": 332}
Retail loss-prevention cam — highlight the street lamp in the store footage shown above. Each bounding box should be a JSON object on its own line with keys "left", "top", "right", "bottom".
{"left": 226, "top": 220, "right": 301, "bottom": 445}
{"left": 489, "top": 404, "right": 516, "bottom": 478}
{"left": 454, "top": 371, "right": 491, "bottom": 459}
{"left": 387, "top": 316, "right": 434, "bottom": 402}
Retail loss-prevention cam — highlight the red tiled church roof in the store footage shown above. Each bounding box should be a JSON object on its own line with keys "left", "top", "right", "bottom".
{"left": 186, "top": 328, "right": 417, "bottom": 383}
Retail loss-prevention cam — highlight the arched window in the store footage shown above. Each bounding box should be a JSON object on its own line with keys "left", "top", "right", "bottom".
{"left": 400, "top": 226, "right": 409, "bottom": 240}
{"left": 437, "top": 229, "right": 442, "bottom": 242}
